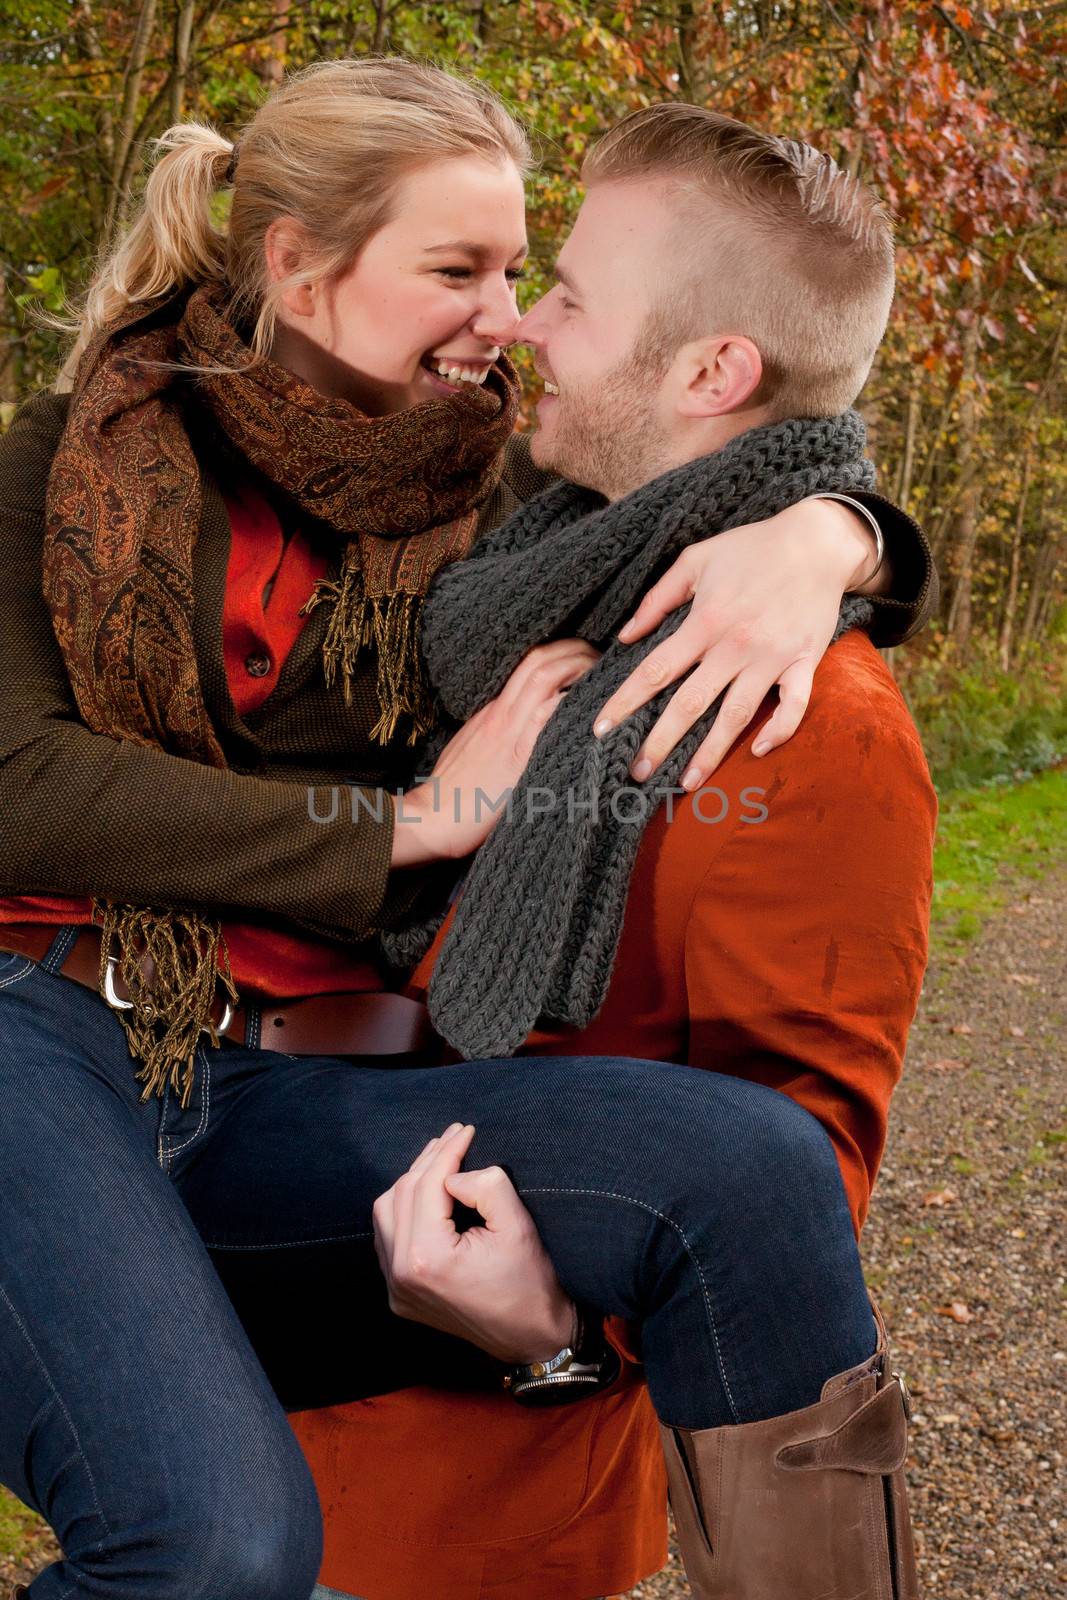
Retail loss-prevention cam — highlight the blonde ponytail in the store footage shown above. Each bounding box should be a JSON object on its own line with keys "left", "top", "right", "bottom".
{"left": 56, "top": 124, "right": 234, "bottom": 389}
{"left": 54, "top": 58, "right": 529, "bottom": 392}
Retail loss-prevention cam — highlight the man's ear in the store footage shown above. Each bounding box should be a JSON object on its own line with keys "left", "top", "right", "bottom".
{"left": 672, "top": 334, "right": 763, "bottom": 419}
{"left": 263, "top": 218, "right": 316, "bottom": 319}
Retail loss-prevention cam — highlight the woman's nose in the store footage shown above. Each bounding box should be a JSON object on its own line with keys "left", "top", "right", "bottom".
{"left": 472, "top": 281, "right": 523, "bottom": 348}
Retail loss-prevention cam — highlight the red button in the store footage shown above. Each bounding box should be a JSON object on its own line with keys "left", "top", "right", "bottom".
{"left": 245, "top": 653, "right": 271, "bottom": 678}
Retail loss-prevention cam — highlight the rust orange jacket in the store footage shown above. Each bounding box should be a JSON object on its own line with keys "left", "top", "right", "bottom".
{"left": 288, "top": 630, "right": 937, "bottom": 1600}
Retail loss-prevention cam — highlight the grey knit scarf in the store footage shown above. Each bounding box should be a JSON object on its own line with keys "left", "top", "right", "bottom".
{"left": 385, "top": 410, "right": 875, "bottom": 1058}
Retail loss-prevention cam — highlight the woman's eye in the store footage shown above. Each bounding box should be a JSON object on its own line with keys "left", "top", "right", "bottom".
{"left": 435, "top": 267, "right": 525, "bottom": 284}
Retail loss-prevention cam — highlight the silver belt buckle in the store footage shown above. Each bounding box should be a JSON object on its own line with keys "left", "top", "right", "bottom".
{"left": 104, "top": 954, "right": 234, "bottom": 1034}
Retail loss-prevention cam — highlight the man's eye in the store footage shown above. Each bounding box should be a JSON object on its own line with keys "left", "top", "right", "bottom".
{"left": 506, "top": 268, "right": 526, "bottom": 283}
{"left": 560, "top": 297, "right": 577, "bottom": 312}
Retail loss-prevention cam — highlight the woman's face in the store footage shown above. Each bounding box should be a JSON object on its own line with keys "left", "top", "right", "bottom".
{"left": 269, "top": 155, "right": 528, "bottom": 415}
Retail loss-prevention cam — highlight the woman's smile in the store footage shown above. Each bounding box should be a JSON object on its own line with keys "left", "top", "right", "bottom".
{"left": 418, "top": 349, "right": 501, "bottom": 395}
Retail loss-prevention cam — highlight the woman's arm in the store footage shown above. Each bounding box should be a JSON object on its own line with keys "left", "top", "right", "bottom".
{"left": 0, "top": 400, "right": 595, "bottom": 933}
{"left": 490, "top": 434, "right": 938, "bottom": 786}
{"left": 0, "top": 398, "right": 401, "bottom": 941}
{"left": 592, "top": 493, "right": 937, "bottom": 788}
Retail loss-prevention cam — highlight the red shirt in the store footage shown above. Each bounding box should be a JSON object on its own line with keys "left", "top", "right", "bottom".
{"left": 0, "top": 480, "right": 383, "bottom": 998}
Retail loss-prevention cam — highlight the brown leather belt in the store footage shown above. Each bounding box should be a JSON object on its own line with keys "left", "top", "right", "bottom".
{"left": 0, "top": 923, "right": 441, "bottom": 1061}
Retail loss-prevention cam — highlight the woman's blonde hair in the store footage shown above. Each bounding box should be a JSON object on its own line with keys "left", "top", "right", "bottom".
{"left": 56, "top": 57, "right": 530, "bottom": 388}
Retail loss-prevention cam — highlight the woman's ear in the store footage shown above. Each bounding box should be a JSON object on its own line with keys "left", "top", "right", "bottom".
{"left": 674, "top": 334, "right": 764, "bottom": 418}
{"left": 264, "top": 218, "right": 316, "bottom": 319}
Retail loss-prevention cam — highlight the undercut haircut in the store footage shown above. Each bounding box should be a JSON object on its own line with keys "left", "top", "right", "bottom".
{"left": 582, "top": 104, "right": 895, "bottom": 420}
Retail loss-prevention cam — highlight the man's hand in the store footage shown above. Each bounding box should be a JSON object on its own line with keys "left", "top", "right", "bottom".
{"left": 372, "top": 1123, "right": 576, "bottom": 1363}
{"left": 591, "top": 496, "right": 884, "bottom": 789}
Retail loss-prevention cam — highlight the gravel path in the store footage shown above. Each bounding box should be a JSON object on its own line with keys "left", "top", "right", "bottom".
{"left": 5, "top": 875, "right": 1064, "bottom": 1598}
{"left": 624, "top": 867, "right": 1067, "bottom": 1599}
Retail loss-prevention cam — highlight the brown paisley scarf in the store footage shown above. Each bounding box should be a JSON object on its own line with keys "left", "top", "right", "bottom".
{"left": 44, "top": 281, "right": 519, "bottom": 1103}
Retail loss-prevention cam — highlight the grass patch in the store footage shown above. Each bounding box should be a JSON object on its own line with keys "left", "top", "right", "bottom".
{"left": 0, "top": 1483, "right": 46, "bottom": 1558}
{"left": 931, "top": 767, "right": 1067, "bottom": 949}
{"left": 899, "top": 635, "right": 1067, "bottom": 793}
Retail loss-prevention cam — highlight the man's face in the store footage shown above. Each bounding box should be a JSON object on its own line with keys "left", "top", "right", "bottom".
{"left": 517, "top": 181, "right": 678, "bottom": 499}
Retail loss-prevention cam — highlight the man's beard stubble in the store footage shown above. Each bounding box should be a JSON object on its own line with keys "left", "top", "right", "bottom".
{"left": 531, "top": 343, "right": 675, "bottom": 502}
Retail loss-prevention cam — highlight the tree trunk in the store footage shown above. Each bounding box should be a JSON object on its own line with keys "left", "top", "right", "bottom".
{"left": 372, "top": 0, "right": 390, "bottom": 53}
{"left": 862, "top": 352, "right": 885, "bottom": 464}
{"left": 676, "top": 0, "right": 699, "bottom": 99}
{"left": 263, "top": 0, "right": 290, "bottom": 87}
{"left": 998, "top": 445, "right": 1033, "bottom": 670}
{"left": 73, "top": 0, "right": 116, "bottom": 241}
{"left": 947, "top": 278, "right": 982, "bottom": 649}
{"left": 1017, "top": 489, "right": 1055, "bottom": 653}
{"left": 894, "top": 382, "right": 920, "bottom": 509}
{"left": 1001, "top": 305, "right": 1066, "bottom": 662}
{"left": 169, "top": 0, "right": 197, "bottom": 123}
{"left": 105, "top": 0, "right": 162, "bottom": 240}
{"left": 1032, "top": 557, "right": 1061, "bottom": 639}
{"left": 0, "top": 265, "right": 21, "bottom": 408}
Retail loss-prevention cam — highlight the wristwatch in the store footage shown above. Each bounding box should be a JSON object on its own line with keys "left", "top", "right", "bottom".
{"left": 502, "top": 1305, "right": 621, "bottom": 1407}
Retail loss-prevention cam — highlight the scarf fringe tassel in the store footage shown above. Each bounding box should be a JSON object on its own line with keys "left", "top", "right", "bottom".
{"left": 93, "top": 902, "right": 239, "bottom": 1107}
{"left": 301, "top": 565, "right": 437, "bottom": 746}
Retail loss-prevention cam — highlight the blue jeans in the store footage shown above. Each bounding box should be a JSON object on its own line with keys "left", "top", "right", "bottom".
{"left": 0, "top": 932, "right": 875, "bottom": 1599}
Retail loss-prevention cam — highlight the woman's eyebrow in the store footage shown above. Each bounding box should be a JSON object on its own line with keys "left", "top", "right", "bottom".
{"left": 423, "top": 240, "right": 528, "bottom": 260}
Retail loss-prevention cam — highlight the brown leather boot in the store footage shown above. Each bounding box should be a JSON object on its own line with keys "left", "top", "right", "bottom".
{"left": 659, "top": 1300, "right": 919, "bottom": 1598}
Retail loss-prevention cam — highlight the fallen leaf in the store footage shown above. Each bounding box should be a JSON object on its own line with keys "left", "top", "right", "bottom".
{"left": 1009, "top": 1026, "right": 1026, "bottom": 1039}
{"left": 1009, "top": 1228, "right": 1026, "bottom": 1238}
{"left": 1009, "top": 903, "right": 1029, "bottom": 915}
{"left": 923, "top": 1187, "right": 959, "bottom": 1207}
{"left": 1007, "top": 972, "right": 1038, "bottom": 987}
{"left": 1038, "top": 938, "right": 1055, "bottom": 950}
{"left": 928, "top": 1057, "right": 967, "bottom": 1072}
{"left": 949, "top": 1022, "right": 973, "bottom": 1035}
{"left": 936, "top": 1301, "right": 974, "bottom": 1324}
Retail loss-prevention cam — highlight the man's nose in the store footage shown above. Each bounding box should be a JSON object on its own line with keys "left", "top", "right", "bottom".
{"left": 471, "top": 279, "right": 523, "bottom": 347}
{"left": 514, "top": 294, "right": 548, "bottom": 350}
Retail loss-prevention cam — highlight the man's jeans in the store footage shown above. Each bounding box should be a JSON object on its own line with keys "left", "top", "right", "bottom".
{"left": 0, "top": 933, "right": 875, "bottom": 1599}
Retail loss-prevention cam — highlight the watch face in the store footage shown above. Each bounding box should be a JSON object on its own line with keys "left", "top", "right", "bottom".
{"left": 510, "top": 1372, "right": 603, "bottom": 1407}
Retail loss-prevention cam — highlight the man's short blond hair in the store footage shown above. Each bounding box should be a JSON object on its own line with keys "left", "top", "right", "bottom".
{"left": 582, "top": 104, "right": 895, "bottom": 420}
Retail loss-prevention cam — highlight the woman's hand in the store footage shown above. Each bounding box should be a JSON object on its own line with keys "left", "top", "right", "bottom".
{"left": 391, "top": 638, "right": 600, "bottom": 867}
{"left": 591, "top": 497, "right": 882, "bottom": 790}
{"left": 373, "top": 1123, "right": 576, "bottom": 1363}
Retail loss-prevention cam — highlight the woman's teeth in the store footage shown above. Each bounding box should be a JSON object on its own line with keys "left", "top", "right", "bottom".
{"left": 432, "top": 359, "right": 491, "bottom": 386}
{"left": 543, "top": 381, "right": 559, "bottom": 395}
